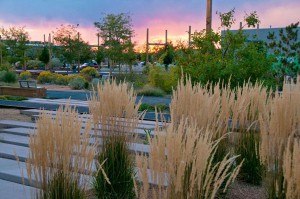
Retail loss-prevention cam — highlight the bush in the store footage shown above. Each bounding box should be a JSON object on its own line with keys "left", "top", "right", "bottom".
{"left": 138, "top": 103, "right": 169, "bottom": 112}
{"left": 0, "top": 62, "right": 12, "bottom": 71}
{"left": 137, "top": 85, "right": 166, "bottom": 97}
{"left": 27, "top": 59, "right": 43, "bottom": 69}
{"left": 148, "top": 64, "right": 177, "bottom": 93}
{"left": 80, "top": 67, "right": 98, "bottom": 81}
{"left": 114, "top": 73, "right": 148, "bottom": 89}
{"left": 0, "top": 71, "right": 17, "bottom": 83}
{"left": 93, "top": 135, "right": 135, "bottom": 199}
{"left": 69, "top": 75, "right": 87, "bottom": 90}
{"left": 19, "top": 71, "right": 32, "bottom": 80}
{"left": 55, "top": 74, "right": 70, "bottom": 85}
{"left": 37, "top": 71, "right": 58, "bottom": 84}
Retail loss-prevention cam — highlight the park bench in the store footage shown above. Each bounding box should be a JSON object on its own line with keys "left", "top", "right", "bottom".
{"left": 0, "top": 80, "right": 46, "bottom": 98}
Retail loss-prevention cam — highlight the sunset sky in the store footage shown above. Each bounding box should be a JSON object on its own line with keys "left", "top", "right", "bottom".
{"left": 0, "top": 0, "right": 299, "bottom": 48}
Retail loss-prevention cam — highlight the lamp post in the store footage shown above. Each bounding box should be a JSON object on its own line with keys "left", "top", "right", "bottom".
{"left": 0, "top": 35, "right": 2, "bottom": 65}
{"left": 206, "top": 0, "right": 212, "bottom": 34}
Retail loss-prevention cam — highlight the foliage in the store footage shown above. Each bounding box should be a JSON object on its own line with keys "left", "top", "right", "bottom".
{"left": 68, "top": 75, "right": 87, "bottom": 90}
{"left": 114, "top": 72, "right": 148, "bottom": 89}
{"left": 53, "top": 24, "right": 92, "bottom": 70}
{"left": 0, "top": 26, "right": 30, "bottom": 68}
{"left": 235, "top": 131, "right": 264, "bottom": 185}
{"left": 0, "top": 95, "right": 27, "bottom": 101}
{"left": 37, "top": 71, "right": 57, "bottom": 84}
{"left": 267, "top": 22, "right": 300, "bottom": 85}
{"left": 54, "top": 74, "right": 70, "bottom": 85}
{"left": 93, "top": 135, "right": 135, "bottom": 199}
{"left": 27, "top": 59, "right": 43, "bottom": 69}
{"left": 176, "top": 10, "right": 274, "bottom": 89}
{"left": 0, "top": 70, "right": 17, "bottom": 83}
{"left": 148, "top": 64, "right": 177, "bottom": 93}
{"left": 94, "top": 13, "right": 135, "bottom": 71}
{"left": 138, "top": 103, "right": 169, "bottom": 112}
{"left": 19, "top": 71, "right": 32, "bottom": 80}
{"left": 39, "top": 46, "right": 50, "bottom": 64}
{"left": 51, "top": 57, "right": 63, "bottom": 69}
{"left": 0, "top": 62, "right": 12, "bottom": 71}
{"left": 80, "top": 66, "right": 98, "bottom": 81}
{"left": 137, "top": 85, "right": 166, "bottom": 97}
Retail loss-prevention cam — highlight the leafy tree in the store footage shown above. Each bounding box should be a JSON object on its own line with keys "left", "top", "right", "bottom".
{"left": 175, "top": 10, "right": 274, "bottom": 88}
{"left": 0, "top": 26, "right": 30, "bottom": 69}
{"left": 39, "top": 46, "right": 50, "bottom": 64}
{"left": 53, "top": 24, "right": 92, "bottom": 72}
{"left": 94, "top": 13, "right": 135, "bottom": 72}
{"left": 267, "top": 22, "right": 300, "bottom": 84}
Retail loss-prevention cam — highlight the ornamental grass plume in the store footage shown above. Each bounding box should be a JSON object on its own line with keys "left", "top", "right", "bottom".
{"left": 26, "top": 104, "right": 97, "bottom": 199}
{"left": 135, "top": 117, "right": 243, "bottom": 199}
{"left": 283, "top": 135, "right": 300, "bottom": 199}
{"left": 260, "top": 77, "right": 300, "bottom": 198}
{"left": 88, "top": 79, "right": 143, "bottom": 139}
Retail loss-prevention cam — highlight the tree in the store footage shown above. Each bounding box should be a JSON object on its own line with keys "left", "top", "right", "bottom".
{"left": 267, "top": 22, "right": 300, "bottom": 84}
{"left": 0, "top": 26, "right": 30, "bottom": 70}
{"left": 175, "top": 10, "right": 274, "bottom": 88}
{"left": 39, "top": 46, "right": 50, "bottom": 64}
{"left": 94, "top": 13, "right": 135, "bottom": 73}
{"left": 53, "top": 24, "right": 92, "bottom": 72}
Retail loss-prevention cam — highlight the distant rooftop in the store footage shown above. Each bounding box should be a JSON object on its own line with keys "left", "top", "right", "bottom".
{"left": 222, "top": 26, "right": 300, "bottom": 43}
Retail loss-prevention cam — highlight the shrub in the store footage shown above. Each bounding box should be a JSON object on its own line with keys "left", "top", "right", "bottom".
{"left": 27, "top": 59, "right": 43, "bottom": 69}
{"left": 37, "top": 71, "right": 57, "bottom": 84}
{"left": 0, "top": 95, "right": 27, "bottom": 101}
{"left": 26, "top": 104, "right": 96, "bottom": 199}
{"left": 114, "top": 73, "right": 148, "bottom": 89}
{"left": 69, "top": 75, "right": 87, "bottom": 90}
{"left": 0, "top": 62, "right": 12, "bottom": 71}
{"left": 148, "top": 64, "right": 177, "bottom": 93}
{"left": 93, "top": 135, "right": 135, "bottom": 199}
{"left": 138, "top": 103, "right": 154, "bottom": 112}
{"left": 55, "top": 74, "right": 70, "bottom": 85}
{"left": 80, "top": 67, "right": 98, "bottom": 81}
{"left": 0, "top": 71, "right": 17, "bottom": 83}
{"left": 19, "top": 71, "right": 32, "bottom": 80}
{"left": 137, "top": 85, "right": 166, "bottom": 97}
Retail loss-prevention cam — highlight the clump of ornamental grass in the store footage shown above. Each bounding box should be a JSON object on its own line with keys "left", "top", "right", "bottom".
{"left": 283, "top": 135, "right": 300, "bottom": 199}
{"left": 135, "top": 118, "right": 243, "bottom": 199}
{"left": 26, "top": 104, "right": 97, "bottom": 199}
{"left": 89, "top": 79, "right": 143, "bottom": 199}
{"left": 88, "top": 78, "right": 143, "bottom": 139}
{"left": 260, "top": 77, "right": 300, "bottom": 198}
{"left": 93, "top": 134, "right": 135, "bottom": 199}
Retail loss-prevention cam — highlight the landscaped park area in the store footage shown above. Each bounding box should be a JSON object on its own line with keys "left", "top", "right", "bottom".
{"left": 0, "top": 1, "right": 300, "bottom": 198}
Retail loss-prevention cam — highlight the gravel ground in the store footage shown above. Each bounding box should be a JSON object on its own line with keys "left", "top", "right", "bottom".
{"left": 0, "top": 108, "right": 32, "bottom": 122}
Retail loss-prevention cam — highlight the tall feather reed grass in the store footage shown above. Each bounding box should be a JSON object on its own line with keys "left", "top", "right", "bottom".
{"left": 260, "top": 77, "right": 300, "bottom": 198}
{"left": 135, "top": 118, "right": 243, "bottom": 199}
{"left": 26, "top": 104, "right": 97, "bottom": 199}
{"left": 88, "top": 79, "right": 143, "bottom": 139}
{"left": 89, "top": 79, "right": 142, "bottom": 198}
{"left": 283, "top": 135, "right": 300, "bottom": 199}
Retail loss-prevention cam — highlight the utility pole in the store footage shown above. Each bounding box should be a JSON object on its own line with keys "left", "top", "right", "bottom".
{"left": 48, "top": 33, "right": 52, "bottom": 71}
{"left": 146, "top": 28, "right": 149, "bottom": 64}
{"left": 206, "top": 0, "right": 212, "bottom": 34}
{"left": 0, "top": 35, "right": 2, "bottom": 66}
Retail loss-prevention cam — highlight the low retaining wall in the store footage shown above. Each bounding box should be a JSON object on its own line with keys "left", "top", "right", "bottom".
{"left": 0, "top": 86, "right": 46, "bottom": 98}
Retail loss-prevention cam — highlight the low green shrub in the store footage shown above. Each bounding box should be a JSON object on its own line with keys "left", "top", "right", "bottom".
{"left": 137, "top": 85, "right": 166, "bottom": 97}
{"left": 148, "top": 64, "right": 177, "bottom": 93}
{"left": 69, "top": 75, "right": 87, "bottom": 90}
{"left": 55, "top": 74, "right": 70, "bottom": 85}
{"left": 37, "top": 71, "right": 57, "bottom": 84}
{"left": 0, "top": 71, "right": 17, "bottom": 83}
{"left": 19, "top": 71, "right": 32, "bottom": 80}
{"left": 80, "top": 67, "right": 98, "bottom": 81}
{"left": 0, "top": 62, "right": 12, "bottom": 71}
{"left": 93, "top": 135, "right": 135, "bottom": 199}
{"left": 0, "top": 95, "right": 27, "bottom": 101}
{"left": 114, "top": 73, "right": 148, "bottom": 89}
{"left": 138, "top": 103, "right": 169, "bottom": 112}
{"left": 27, "top": 60, "right": 43, "bottom": 69}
